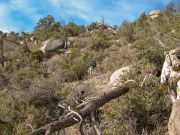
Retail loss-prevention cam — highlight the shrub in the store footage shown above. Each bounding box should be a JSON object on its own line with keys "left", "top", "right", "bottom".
{"left": 117, "top": 21, "right": 135, "bottom": 43}
{"left": 13, "top": 67, "right": 43, "bottom": 88}
{"left": 102, "top": 64, "right": 171, "bottom": 134}
{"left": 0, "top": 95, "right": 28, "bottom": 135}
{"left": 134, "top": 37, "right": 165, "bottom": 69}
{"left": 15, "top": 106, "right": 48, "bottom": 135}
{"left": 60, "top": 48, "right": 92, "bottom": 81}
{"left": 88, "top": 22, "right": 99, "bottom": 31}
{"left": 66, "top": 22, "right": 86, "bottom": 36}
{"left": 30, "top": 50, "right": 44, "bottom": 63}
{"left": 89, "top": 33, "right": 110, "bottom": 51}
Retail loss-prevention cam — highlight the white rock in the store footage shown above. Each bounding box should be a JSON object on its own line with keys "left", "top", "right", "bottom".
{"left": 110, "top": 66, "right": 131, "bottom": 87}
{"left": 40, "top": 39, "right": 64, "bottom": 53}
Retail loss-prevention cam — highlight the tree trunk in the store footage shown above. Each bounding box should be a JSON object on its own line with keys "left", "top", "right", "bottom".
{"left": 28, "top": 86, "right": 129, "bottom": 135}
{"left": 0, "top": 40, "right": 4, "bottom": 67}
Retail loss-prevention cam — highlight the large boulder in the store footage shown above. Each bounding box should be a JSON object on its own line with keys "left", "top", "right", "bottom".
{"left": 149, "top": 10, "right": 160, "bottom": 19}
{"left": 110, "top": 66, "right": 131, "bottom": 87}
{"left": 168, "top": 100, "right": 180, "bottom": 135}
{"left": 40, "top": 39, "right": 65, "bottom": 54}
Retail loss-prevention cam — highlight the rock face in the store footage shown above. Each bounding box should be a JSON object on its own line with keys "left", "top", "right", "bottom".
{"left": 168, "top": 100, "right": 180, "bottom": 135}
{"left": 149, "top": 10, "right": 160, "bottom": 19}
{"left": 40, "top": 39, "right": 65, "bottom": 54}
{"left": 110, "top": 66, "right": 131, "bottom": 87}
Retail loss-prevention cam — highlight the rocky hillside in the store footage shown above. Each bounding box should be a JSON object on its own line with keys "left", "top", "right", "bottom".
{"left": 0, "top": 4, "right": 180, "bottom": 135}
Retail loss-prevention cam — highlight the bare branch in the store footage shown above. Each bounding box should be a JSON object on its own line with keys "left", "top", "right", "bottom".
{"left": 28, "top": 85, "right": 130, "bottom": 135}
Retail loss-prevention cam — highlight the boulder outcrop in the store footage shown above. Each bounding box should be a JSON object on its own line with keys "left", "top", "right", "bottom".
{"left": 149, "top": 10, "right": 160, "bottom": 19}
{"left": 110, "top": 66, "right": 131, "bottom": 87}
{"left": 40, "top": 39, "right": 65, "bottom": 54}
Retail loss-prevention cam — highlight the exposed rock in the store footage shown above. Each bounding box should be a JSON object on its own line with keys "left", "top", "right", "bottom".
{"left": 110, "top": 66, "right": 131, "bottom": 87}
{"left": 171, "top": 30, "right": 176, "bottom": 34}
{"left": 30, "top": 36, "right": 36, "bottom": 42}
{"left": 149, "top": 10, "right": 160, "bottom": 19}
{"left": 106, "top": 27, "right": 117, "bottom": 35}
{"left": 66, "top": 37, "right": 76, "bottom": 48}
{"left": 30, "top": 36, "right": 38, "bottom": 45}
{"left": 40, "top": 39, "right": 65, "bottom": 54}
{"left": 90, "top": 29, "right": 98, "bottom": 35}
{"left": 149, "top": 10, "right": 160, "bottom": 16}
{"left": 109, "top": 39, "right": 122, "bottom": 46}
{"left": 168, "top": 100, "right": 180, "bottom": 135}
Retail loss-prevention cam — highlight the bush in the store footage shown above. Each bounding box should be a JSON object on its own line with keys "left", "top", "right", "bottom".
{"left": 134, "top": 37, "right": 165, "bottom": 69}
{"left": 117, "top": 21, "right": 135, "bottom": 43}
{"left": 89, "top": 33, "right": 110, "bottom": 51}
{"left": 30, "top": 50, "right": 44, "bottom": 63}
{"left": 102, "top": 64, "right": 171, "bottom": 134}
{"left": 13, "top": 67, "right": 43, "bottom": 88}
{"left": 0, "top": 95, "right": 28, "bottom": 135}
{"left": 15, "top": 106, "right": 48, "bottom": 135}
{"left": 66, "top": 22, "right": 86, "bottom": 36}
{"left": 88, "top": 22, "right": 99, "bottom": 31}
{"left": 61, "top": 48, "right": 92, "bottom": 81}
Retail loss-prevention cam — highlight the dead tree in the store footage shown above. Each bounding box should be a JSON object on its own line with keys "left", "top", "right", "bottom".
{"left": 0, "top": 33, "right": 7, "bottom": 67}
{"left": 58, "top": 18, "right": 68, "bottom": 49}
{"left": 0, "top": 39, "right": 4, "bottom": 67}
{"left": 28, "top": 83, "right": 132, "bottom": 135}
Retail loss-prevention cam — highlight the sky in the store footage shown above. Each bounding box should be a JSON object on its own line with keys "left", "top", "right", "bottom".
{"left": 0, "top": 0, "right": 179, "bottom": 32}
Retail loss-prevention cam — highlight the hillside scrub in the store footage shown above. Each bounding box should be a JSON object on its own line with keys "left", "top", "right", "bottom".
{"left": 1, "top": 3, "right": 180, "bottom": 135}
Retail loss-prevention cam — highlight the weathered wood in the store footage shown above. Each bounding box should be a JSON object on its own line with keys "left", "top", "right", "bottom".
{"left": 28, "top": 86, "right": 129, "bottom": 135}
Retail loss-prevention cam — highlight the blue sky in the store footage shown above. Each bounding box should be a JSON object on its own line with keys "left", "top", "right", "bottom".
{"left": 0, "top": 0, "right": 179, "bottom": 32}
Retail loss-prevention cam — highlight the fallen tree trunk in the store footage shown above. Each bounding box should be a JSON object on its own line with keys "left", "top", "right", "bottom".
{"left": 28, "top": 85, "right": 130, "bottom": 135}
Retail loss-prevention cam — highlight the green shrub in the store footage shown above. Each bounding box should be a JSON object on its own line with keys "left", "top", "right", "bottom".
{"left": 0, "top": 95, "right": 27, "bottom": 135}
{"left": 14, "top": 68, "right": 41, "bottom": 88}
{"left": 15, "top": 106, "right": 48, "bottom": 135}
{"left": 117, "top": 21, "right": 135, "bottom": 43}
{"left": 134, "top": 37, "right": 165, "bottom": 69}
{"left": 66, "top": 22, "right": 86, "bottom": 36}
{"left": 61, "top": 48, "right": 92, "bottom": 81}
{"left": 89, "top": 33, "right": 110, "bottom": 51}
{"left": 30, "top": 50, "right": 44, "bottom": 63}
{"left": 56, "top": 86, "right": 71, "bottom": 101}
{"left": 102, "top": 65, "right": 171, "bottom": 134}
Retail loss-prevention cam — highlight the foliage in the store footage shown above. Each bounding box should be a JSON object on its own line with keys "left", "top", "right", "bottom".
{"left": 88, "top": 22, "right": 99, "bottom": 31}
{"left": 60, "top": 48, "right": 92, "bottom": 81}
{"left": 66, "top": 22, "right": 86, "bottom": 36}
{"left": 30, "top": 50, "right": 44, "bottom": 63}
{"left": 89, "top": 33, "right": 110, "bottom": 51}
{"left": 1, "top": 4, "right": 180, "bottom": 134}
{"left": 33, "top": 15, "right": 62, "bottom": 41}
{"left": 102, "top": 64, "right": 171, "bottom": 134}
{"left": 34, "top": 15, "right": 60, "bottom": 32}
{"left": 15, "top": 106, "right": 48, "bottom": 135}
{"left": 134, "top": 37, "right": 165, "bottom": 69}
{"left": 117, "top": 21, "right": 135, "bottom": 43}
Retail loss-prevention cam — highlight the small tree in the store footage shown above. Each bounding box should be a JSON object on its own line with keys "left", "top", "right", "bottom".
{"left": 34, "top": 15, "right": 57, "bottom": 31}
{"left": 88, "top": 22, "right": 99, "bottom": 31}
{"left": 33, "top": 15, "right": 61, "bottom": 41}
{"left": 65, "top": 22, "right": 85, "bottom": 37}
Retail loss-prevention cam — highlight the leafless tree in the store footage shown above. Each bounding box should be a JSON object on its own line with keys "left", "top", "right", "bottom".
{"left": 28, "top": 81, "right": 135, "bottom": 135}
{"left": 0, "top": 32, "right": 7, "bottom": 67}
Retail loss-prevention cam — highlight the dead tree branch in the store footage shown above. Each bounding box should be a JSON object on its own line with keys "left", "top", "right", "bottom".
{"left": 28, "top": 85, "right": 130, "bottom": 135}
